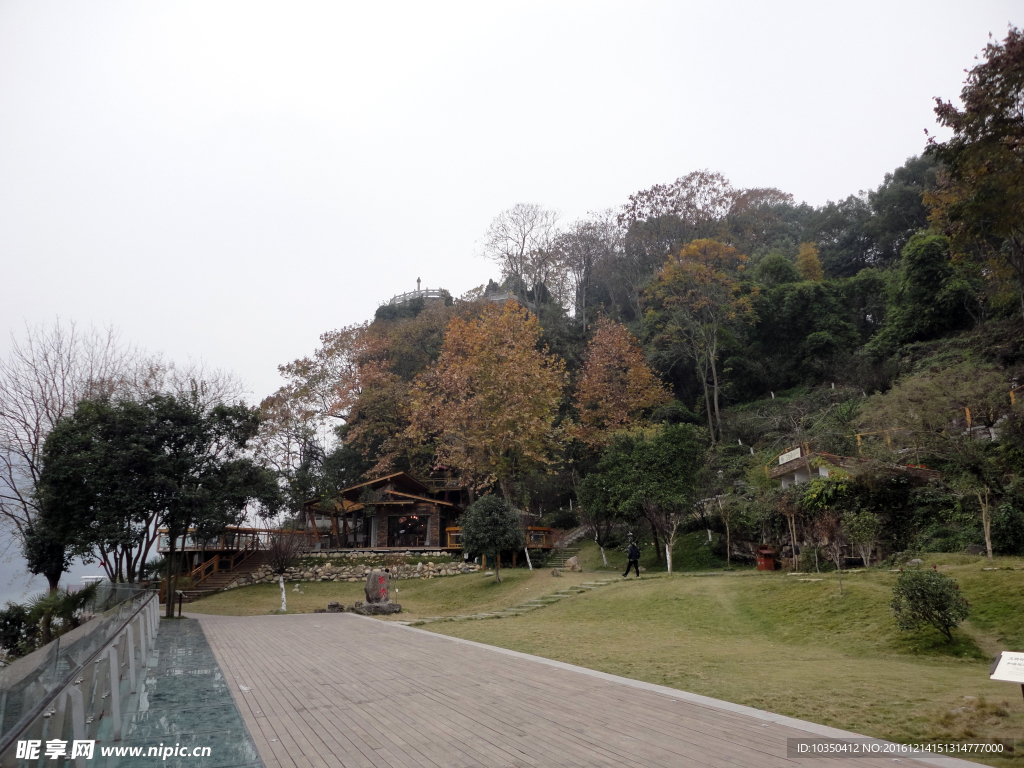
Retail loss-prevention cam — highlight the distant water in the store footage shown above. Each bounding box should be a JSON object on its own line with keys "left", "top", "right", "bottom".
{"left": 0, "top": 554, "right": 108, "bottom": 606}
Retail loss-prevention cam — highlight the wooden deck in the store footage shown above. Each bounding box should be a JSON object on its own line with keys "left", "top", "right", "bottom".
{"left": 194, "top": 613, "right": 974, "bottom": 768}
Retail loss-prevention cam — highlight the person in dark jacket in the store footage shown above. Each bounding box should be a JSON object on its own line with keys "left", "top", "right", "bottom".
{"left": 623, "top": 539, "right": 641, "bottom": 578}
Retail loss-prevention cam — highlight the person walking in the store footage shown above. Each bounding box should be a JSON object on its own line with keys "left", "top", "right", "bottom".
{"left": 623, "top": 539, "right": 641, "bottom": 578}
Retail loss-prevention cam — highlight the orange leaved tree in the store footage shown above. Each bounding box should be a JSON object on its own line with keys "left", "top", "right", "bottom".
{"left": 570, "top": 317, "right": 669, "bottom": 448}
{"left": 406, "top": 301, "right": 566, "bottom": 500}
{"left": 643, "top": 239, "right": 755, "bottom": 444}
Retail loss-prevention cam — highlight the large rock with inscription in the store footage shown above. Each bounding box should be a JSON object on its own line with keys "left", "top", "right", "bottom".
{"left": 364, "top": 571, "right": 391, "bottom": 604}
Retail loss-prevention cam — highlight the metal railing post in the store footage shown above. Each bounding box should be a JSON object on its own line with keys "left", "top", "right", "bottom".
{"left": 107, "top": 645, "right": 121, "bottom": 741}
{"left": 125, "top": 624, "right": 137, "bottom": 694}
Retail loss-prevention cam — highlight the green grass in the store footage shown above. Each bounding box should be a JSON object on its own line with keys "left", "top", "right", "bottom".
{"left": 184, "top": 567, "right": 598, "bottom": 619}
{"left": 427, "top": 553, "right": 1024, "bottom": 767}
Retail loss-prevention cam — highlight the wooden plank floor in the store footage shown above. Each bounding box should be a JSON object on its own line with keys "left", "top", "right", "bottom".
{"left": 194, "top": 613, "right": 973, "bottom": 768}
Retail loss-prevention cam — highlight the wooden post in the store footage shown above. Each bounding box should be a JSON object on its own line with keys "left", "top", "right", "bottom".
{"left": 482, "top": 555, "right": 486, "bottom": 569}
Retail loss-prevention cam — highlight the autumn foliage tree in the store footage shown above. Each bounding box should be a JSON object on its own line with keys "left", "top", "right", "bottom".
{"left": 928, "top": 26, "right": 1024, "bottom": 322}
{"left": 570, "top": 317, "right": 669, "bottom": 448}
{"left": 796, "top": 242, "right": 824, "bottom": 282}
{"left": 406, "top": 301, "right": 566, "bottom": 500}
{"left": 643, "top": 239, "right": 756, "bottom": 443}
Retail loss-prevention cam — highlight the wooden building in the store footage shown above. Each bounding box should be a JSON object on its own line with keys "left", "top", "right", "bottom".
{"left": 767, "top": 447, "right": 941, "bottom": 488}
{"left": 305, "top": 472, "right": 464, "bottom": 550}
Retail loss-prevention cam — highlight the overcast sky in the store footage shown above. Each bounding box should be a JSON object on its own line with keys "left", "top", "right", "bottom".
{"left": 0, "top": 1, "right": 1019, "bottom": 407}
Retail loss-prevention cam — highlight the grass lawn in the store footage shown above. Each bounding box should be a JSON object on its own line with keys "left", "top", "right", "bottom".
{"left": 428, "top": 548, "right": 1024, "bottom": 766}
{"left": 183, "top": 567, "right": 598, "bottom": 619}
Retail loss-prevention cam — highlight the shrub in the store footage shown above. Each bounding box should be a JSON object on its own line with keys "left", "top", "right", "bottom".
{"left": 891, "top": 568, "right": 970, "bottom": 642}
{"left": 991, "top": 503, "right": 1024, "bottom": 555}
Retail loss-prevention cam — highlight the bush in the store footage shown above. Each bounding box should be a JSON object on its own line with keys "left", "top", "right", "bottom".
{"left": 0, "top": 602, "right": 34, "bottom": 662}
{"left": 991, "top": 503, "right": 1024, "bottom": 555}
{"left": 891, "top": 568, "right": 970, "bottom": 642}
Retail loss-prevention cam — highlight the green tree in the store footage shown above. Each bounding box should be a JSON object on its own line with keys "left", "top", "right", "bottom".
{"left": 843, "top": 509, "right": 881, "bottom": 566}
{"left": 458, "top": 495, "right": 525, "bottom": 583}
{"left": 37, "top": 392, "right": 281, "bottom": 616}
{"left": 891, "top": 567, "right": 970, "bottom": 642}
{"left": 872, "top": 234, "right": 977, "bottom": 349}
{"left": 753, "top": 252, "right": 800, "bottom": 287}
{"left": 578, "top": 424, "right": 705, "bottom": 571}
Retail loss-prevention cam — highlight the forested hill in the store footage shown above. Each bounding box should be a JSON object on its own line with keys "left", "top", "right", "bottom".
{"left": 262, "top": 28, "right": 1024, "bottom": 562}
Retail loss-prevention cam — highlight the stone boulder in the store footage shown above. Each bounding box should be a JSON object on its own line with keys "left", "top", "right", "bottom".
{"left": 326, "top": 601, "right": 345, "bottom": 613}
{"left": 364, "top": 572, "right": 391, "bottom": 604}
{"left": 563, "top": 556, "right": 581, "bottom": 572}
{"left": 907, "top": 558, "right": 924, "bottom": 566}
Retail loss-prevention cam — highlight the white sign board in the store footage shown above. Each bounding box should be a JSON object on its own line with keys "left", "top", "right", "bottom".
{"left": 991, "top": 652, "right": 1024, "bottom": 683}
{"left": 778, "top": 447, "right": 802, "bottom": 465}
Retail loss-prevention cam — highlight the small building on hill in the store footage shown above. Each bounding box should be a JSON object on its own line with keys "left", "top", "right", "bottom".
{"left": 767, "top": 446, "right": 940, "bottom": 488}
{"left": 305, "top": 472, "right": 465, "bottom": 549}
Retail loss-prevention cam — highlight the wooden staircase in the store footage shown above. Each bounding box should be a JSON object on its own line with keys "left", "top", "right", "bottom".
{"left": 178, "top": 550, "right": 274, "bottom": 603}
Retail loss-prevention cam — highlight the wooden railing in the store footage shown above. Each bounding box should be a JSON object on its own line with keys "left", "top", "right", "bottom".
{"left": 157, "top": 526, "right": 283, "bottom": 553}
{"left": 445, "top": 526, "right": 555, "bottom": 550}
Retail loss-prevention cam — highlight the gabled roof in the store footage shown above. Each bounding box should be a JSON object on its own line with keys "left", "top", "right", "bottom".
{"left": 338, "top": 471, "right": 430, "bottom": 497}
{"left": 304, "top": 471, "right": 462, "bottom": 513}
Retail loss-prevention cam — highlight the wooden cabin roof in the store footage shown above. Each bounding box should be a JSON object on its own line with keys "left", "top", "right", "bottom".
{"left": 304, "top": 471, "right": 462, "bottom": 514}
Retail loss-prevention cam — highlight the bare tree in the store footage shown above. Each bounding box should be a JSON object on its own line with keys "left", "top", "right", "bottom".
{"left": 0, "top": 319, "right": 248, "bottom": 585}
{"left": 481, "top": 203, "right": 560, "bottom": 298}
{"left": 0, "top": 321, "right": 136, "bottom": 556}
{"left": 551, "top": 212, "right": 620, "bottom": 329}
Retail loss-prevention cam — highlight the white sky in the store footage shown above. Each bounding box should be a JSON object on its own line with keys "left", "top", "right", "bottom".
{"left": 0, "top": 1, "right": 1019, "bottom": 403}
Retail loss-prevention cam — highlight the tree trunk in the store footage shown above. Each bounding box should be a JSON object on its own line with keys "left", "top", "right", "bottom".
{"left": 650, "top": 526, "right": 662, "bottom": 563}
{"left": 165, "top": 533, "right": 178, "bottom": 618}
{"left": 45, "top": 571, "right": 61, "bottom": 593}
{"left": 787, "top": 514, "right": 800, "bottom": 571}
{"left": 279, "top": 575, "right": 287, "bottom": 612}
{"left": 725, "top": 520, "right": 730, "bottom": 567}
{"left": 494, "top": 550, "right": 501, "bottom": 583}
{"left": 665, "top": 542, "right": 672, "bottom": 574}
{"left": 977, "top": 490, "right": 993, "bottom": 559}
{"left": 710, "top": 353, "right": 724, "bottom": 444}
{"left": 702, "top": 380, "right": 715, "bottom": 444}
{"left": 597, "top": 535, "right": 607, "bottom": 566}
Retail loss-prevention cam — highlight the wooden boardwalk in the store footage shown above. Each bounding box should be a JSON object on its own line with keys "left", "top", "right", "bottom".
{"left": 195, "top": 613, "right": 974, "bottom": 768}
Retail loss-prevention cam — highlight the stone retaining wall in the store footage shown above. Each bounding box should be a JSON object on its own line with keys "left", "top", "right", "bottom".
{"left": 222, "top": 558, "right": 481, "bottom": 591}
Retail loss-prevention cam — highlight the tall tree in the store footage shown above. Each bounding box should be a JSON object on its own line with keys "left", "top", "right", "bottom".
{"left": 570, "top": 318, "right": 669, "bottom": 448}
{"left": 795, "top": 242, "right": 824, "bottom": 282}
{"left": 578, "top": 424, "right": 705, "bottom": 570}
{"left": 551, "top": 213, "right": 620, "bottom": 329}
{"left": 481, "top": 203, "right": 561, "bottom": 300}
{"left": 643, "top": 239, "right": 755, "bottom": 443}
{"left": 406, "top": 301, "right": 566, "bottom": 500}
{"left": 0, "top": 322, "right": 134, "bottom": 569}
{"left": 928, "top": 27, "right": 1024, "bottom": 322}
